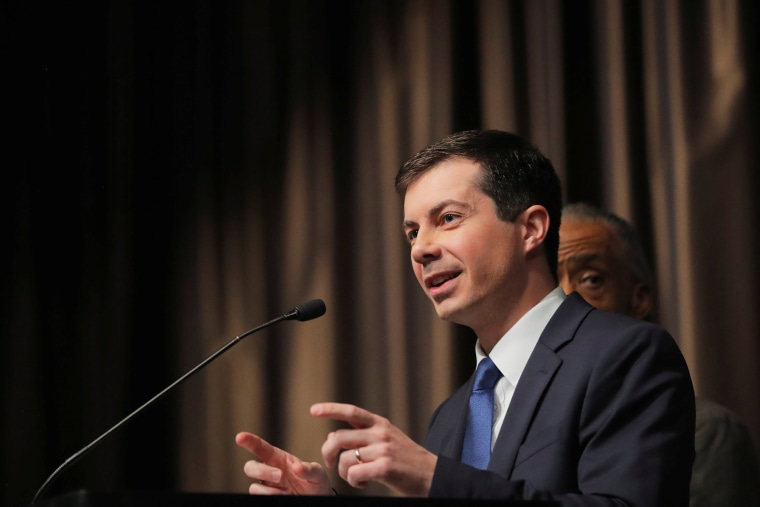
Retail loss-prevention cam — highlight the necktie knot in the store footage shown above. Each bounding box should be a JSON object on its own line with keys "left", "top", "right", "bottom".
{"left": 473, "top": 357, "right": 502, "bottom": 392}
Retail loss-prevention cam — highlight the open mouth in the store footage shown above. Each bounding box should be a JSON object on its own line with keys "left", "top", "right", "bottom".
{"left": 428, "top": 272, "right": 460, "bottom": 289}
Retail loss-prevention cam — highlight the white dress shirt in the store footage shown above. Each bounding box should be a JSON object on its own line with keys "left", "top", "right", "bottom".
{"left": 472, "top": 286, "right": 566, "bottom": 449}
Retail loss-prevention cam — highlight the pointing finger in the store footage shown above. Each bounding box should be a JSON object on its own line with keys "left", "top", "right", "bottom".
{"left": 310, "top": 403, "right": 378, "bottom": 428}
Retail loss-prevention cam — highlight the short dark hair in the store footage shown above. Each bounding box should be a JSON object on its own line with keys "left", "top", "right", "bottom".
{"left": 562, "top": 202, "right": 652, "bottom": 284}
{"left": 395, "top": 130, "right": 563, "bottom": 280}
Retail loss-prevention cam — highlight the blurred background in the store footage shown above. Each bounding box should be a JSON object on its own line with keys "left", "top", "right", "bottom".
{"left": 3, "top": 0, "right": 760, "bottom": 505}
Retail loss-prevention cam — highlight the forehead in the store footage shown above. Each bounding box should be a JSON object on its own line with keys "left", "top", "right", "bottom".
{"left": 403, "top": 159, "right": 483, "bottom": 214}
{"left": 558, "top": 219, "right": 622, "bottom": 261}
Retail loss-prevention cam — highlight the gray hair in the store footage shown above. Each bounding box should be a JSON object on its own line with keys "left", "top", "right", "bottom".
{"left": 562, "top": 203, "right": 652, "bottom": 284}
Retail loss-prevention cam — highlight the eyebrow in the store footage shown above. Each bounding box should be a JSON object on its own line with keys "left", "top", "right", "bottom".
{"left": 402, "top": 199, "right": 472, "bottom": 231}
{"left": 562, "top": 253, "right": 604, "bottom": 267}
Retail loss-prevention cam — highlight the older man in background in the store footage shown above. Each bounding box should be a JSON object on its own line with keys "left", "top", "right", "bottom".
{"left": 558, "top": 202, "right": 760, "bottom": 507}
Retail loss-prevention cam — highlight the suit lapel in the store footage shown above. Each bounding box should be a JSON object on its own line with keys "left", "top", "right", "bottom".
{"left": 488, "top": 293, "right": 592, "bottom": 476}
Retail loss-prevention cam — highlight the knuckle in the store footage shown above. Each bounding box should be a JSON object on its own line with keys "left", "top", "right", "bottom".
{"left": 374, "top": 457, "right": 393, "bottom": 479}
{"left": 378, "top": 441, "right": 393, "bottom": 456}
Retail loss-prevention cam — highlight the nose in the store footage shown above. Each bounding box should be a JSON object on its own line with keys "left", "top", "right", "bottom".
{"left": 411, "top": 229, "right": 442, "bottom": 266}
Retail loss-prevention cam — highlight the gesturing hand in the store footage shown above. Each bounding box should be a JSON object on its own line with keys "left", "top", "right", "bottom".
{"left": 311, "top": 402, "right": 437, "bottom": 497}
{"left": 235, "top": 432, "right": 333, "bottom": 496}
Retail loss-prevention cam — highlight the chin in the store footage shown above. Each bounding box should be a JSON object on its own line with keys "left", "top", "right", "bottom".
{"left": 432, "top": 299, "right": 467, "bottom": 325}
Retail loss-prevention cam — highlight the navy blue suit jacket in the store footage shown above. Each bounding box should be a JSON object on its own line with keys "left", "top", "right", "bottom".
{"left": 424, "top": 293, "right": 695, "bottom": 506}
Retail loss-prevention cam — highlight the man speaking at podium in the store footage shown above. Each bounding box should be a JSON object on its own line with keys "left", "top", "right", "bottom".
{"left": 236, "top": 130, "right": 695, "bottom": 505}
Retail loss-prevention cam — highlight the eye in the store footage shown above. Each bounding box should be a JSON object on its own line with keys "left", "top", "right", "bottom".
{"left": 442, "top": 213, "right": 458, "bottom": 225}
{"left": 406, "top": 229, "right": 418, "bottom": 242}
{"left": 579, "top": 273, "right": 604, "bottom": 289}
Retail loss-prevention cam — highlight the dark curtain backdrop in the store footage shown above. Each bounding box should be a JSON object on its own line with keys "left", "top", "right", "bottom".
{"left": 4, "top": 0, "right": 760, "bottom": 505}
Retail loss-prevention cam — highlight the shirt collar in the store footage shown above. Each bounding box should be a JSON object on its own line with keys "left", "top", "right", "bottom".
{"left": 475, "top": 287, "right": 566, "bottom": 387}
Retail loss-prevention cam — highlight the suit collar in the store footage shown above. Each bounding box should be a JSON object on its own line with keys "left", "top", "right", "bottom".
{"left": 537, "top": 291, "right": 593, "bottom": 351}
{"left": 488, "top": 292, "right": 593, "bottom": 474}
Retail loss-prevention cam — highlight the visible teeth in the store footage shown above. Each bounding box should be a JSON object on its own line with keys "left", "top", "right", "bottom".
{"left": 432, "top": 274, "right": 456, "bottom": 286}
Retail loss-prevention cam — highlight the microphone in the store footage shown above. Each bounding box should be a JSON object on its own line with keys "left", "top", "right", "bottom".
{"left": 32, "top": 299, "right": 327, "bottom": 504}
{"left": 283, "top": 298, "right": 326, "bottom": 322}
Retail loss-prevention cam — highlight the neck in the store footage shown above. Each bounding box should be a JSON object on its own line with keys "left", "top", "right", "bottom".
{"left": 475, "top": 275, "right": 556, "bottom": 354}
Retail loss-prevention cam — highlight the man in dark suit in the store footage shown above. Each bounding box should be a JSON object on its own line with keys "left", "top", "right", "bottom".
{"left": 558, "top": 202, "right": 760, "bottom": 506}
{"left": 236, "top": 130, "right": 695, "bottom": 505}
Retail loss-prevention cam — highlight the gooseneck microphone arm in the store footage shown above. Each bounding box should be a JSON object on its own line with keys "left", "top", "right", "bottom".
{"left": 32, "top": 299, "right": 326, "bottom": 504}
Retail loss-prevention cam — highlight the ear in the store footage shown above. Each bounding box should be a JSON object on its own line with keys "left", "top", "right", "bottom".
{"left": 521, "top": 205, "right": 550, "bottom": 255}
{"left": 631, "top": 280, "right": 653, "bottom": 320}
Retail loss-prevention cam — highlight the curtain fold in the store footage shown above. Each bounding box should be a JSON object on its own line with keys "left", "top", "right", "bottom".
{"left": 4, "top": 1, "right": 760, "bottom": 504}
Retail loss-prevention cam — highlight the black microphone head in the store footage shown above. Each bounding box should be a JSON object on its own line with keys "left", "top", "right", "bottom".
{"left": 292, "top": 299, "right": 326, "bottom": 322}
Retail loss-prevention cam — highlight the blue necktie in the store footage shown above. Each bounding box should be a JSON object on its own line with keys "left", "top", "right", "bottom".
{"left": 461, "top": 357, "right": 503, "bottom": 469}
